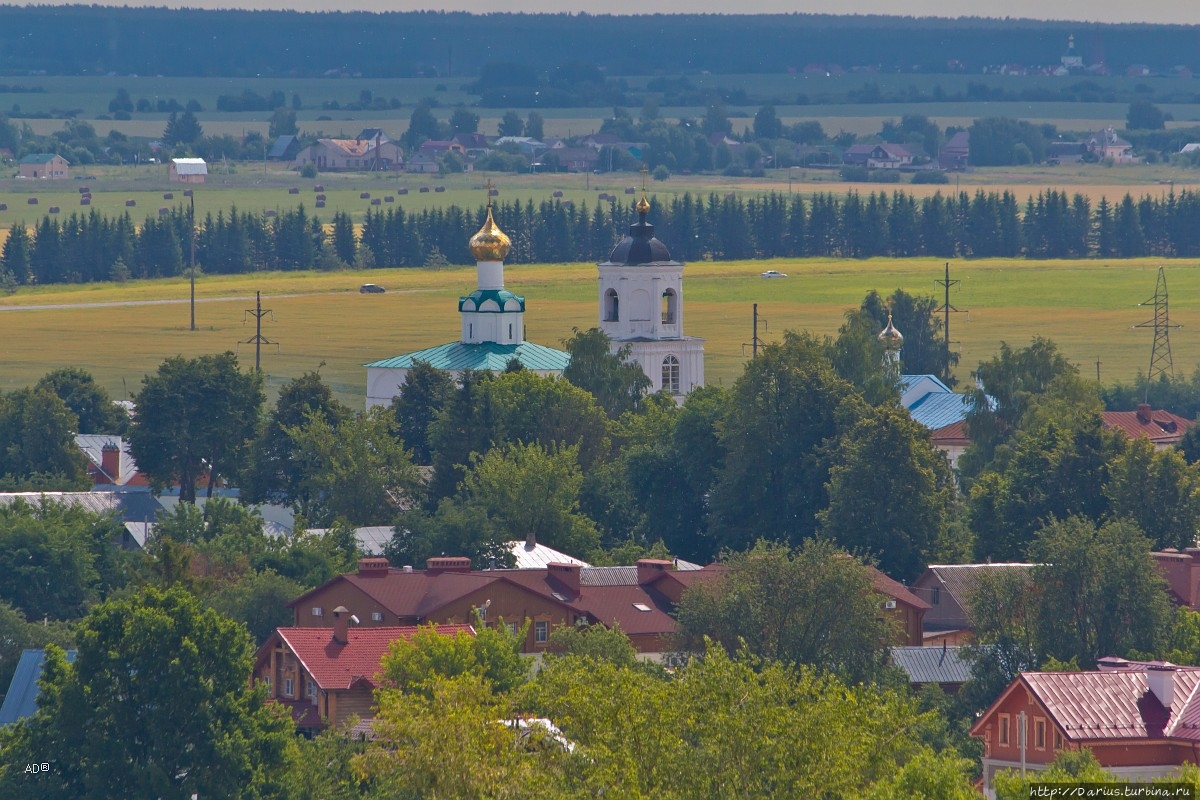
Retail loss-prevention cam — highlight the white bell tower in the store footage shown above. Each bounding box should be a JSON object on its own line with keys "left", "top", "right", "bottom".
{"left": 597, "top": 189, "right": 703, "bottom": 399}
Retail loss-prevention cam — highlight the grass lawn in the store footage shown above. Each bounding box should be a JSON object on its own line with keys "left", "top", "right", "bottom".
{"left": 1, "top": 257, "right": 1196, "bottom": 408}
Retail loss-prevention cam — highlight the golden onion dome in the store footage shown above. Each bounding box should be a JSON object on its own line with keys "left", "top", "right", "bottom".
{"left": 636, "top": 193, "right": 651, "bottom": 215}
{"left": 469, "top": 206, "right": 511, "bottom": 261}
{"left": 877, "top": 314, "right": 904, "bottom": 349}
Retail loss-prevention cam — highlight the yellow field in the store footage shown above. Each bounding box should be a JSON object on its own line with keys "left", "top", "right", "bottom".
{"left": 1, "top": 257, "right": 1197, "bottom": 408}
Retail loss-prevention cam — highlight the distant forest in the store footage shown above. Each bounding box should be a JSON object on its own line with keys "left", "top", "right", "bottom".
{"left": 3, "top": 189, "right": 1199, "bottom": 287}
{"left": 0, "top": 8, "right": 1198, "bottom": 78}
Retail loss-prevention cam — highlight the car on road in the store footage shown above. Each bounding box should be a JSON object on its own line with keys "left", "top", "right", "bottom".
{"left": 760, "top": 270, "right": 787, "bottom": 278}
{"left": 359, "top": 283, "right": 386, "bottom": 294}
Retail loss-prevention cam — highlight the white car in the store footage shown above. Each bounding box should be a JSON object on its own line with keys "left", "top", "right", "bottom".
{"left": 760, "top": 270, "right": 788, "bottom": 278}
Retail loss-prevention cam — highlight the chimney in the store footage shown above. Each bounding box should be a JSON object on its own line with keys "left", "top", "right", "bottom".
{"left": 332, "top": 606, "right": 350, "bottom": 645}
{"left": 526, "top": 530, "right": 536, "bottom": 550}
{"left": 548, "top": 562, "right": 581, "bottom": 597}
{"left": 425, "top": 556, "right": 472, "bottom": 575}
{"left": 636, "top": 559, "right": 672, "bottom": 586}
{"left": 1147, "top": 664, "right": 1176, "bottom": 709}
{"left": 357, "top": 557, "right": 390, "bottom": 576}
{"left": 100, "top": 441, "right": 120, "bottom": 482}
{"left": 1137, "top": 403, "right": 1152, "bottom": 424}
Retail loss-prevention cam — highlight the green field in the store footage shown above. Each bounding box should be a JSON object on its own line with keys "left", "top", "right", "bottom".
{"left": 0, "top": 257, "right": 1196, "bottom": 408}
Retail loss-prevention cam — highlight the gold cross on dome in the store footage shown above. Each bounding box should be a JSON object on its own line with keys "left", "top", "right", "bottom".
{"left": 484, "top": 178, "right": 494, "bottom": 208}
{"left": 640, "top": 166, "right": 649, "bottom": 193}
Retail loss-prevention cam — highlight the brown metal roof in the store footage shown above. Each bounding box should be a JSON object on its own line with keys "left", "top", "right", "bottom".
{"left": 1102, "top": 408, "right": 1193, "bottom": 446}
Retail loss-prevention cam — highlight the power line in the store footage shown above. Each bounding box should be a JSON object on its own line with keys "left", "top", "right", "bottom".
{"left": 933, "top": 261, "right": 967, "bottom": 373}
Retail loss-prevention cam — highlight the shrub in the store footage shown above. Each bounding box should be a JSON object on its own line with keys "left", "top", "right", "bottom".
{"left": 840, "top": 165, "right": 870, "bottom": 182}
{"left": 911, "top": 170, "right": 949, "bottom": 184}
{"left": 299, "top": 163, "right": 318, "bottom": 179}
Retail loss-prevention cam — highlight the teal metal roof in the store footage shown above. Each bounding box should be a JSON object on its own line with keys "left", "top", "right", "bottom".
{"left": 458, "top": 289, "right": 525, "bottom": 313}
{"left": 365, "top": 341, "right": 570, "bottom": 372}
{"left": 18, "top": 153, "right": 59, "bottom": 165}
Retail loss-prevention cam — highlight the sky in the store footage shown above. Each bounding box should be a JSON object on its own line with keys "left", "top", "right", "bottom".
{"left": 11, "top": 0, "right": 1200, "bottom": 24}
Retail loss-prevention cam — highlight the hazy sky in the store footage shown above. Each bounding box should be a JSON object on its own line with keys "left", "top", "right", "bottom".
{"left": 15, "top": 0, "right": 1200, "bottom": 24}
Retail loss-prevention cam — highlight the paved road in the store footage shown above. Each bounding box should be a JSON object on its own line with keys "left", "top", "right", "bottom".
{"left": 0, "top": 290, "right": 419, "bottom": 312}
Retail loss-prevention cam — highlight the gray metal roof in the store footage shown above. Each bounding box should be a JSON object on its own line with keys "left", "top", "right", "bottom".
{"left": 0, "top": 649, "right": 76, "bottom": 725}
{"left": 890, "top": 645, "right": 973, "bottom": 685}
{"left": 0, "top": 490, "right": 161, "bottom": 526}
{"left": 507, "top": 540, "right": 590, "bottom": 569}
{"left": 580, "top": 560, "right": 704, "bottom": 586}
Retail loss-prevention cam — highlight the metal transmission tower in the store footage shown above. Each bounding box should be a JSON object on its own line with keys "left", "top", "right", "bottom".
{"left": 933, "top": 262, "right": 967, "bottom": 372}
{"left": 238, "top": 291, "right": 278, "bottom": 373}
{"left": 1134, "top": 266, "right": 1179, "bottom": 384}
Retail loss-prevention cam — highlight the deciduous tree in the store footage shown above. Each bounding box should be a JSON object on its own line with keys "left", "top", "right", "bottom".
{"left": 675, "top": 539, "right": 893, "bottom": 683}
{"left": 0, "top": 586, "right": 292, "bottom": 800}
{"left": 129, "top": 353, "right": 263, "bottom": 503}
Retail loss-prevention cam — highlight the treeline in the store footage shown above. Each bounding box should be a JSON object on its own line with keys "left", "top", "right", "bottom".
{"left": 5, "top": 188, "right": 1200, "bottom": 285}
{"left": 0, "top": 8, "right": 1198, "bottom": 78}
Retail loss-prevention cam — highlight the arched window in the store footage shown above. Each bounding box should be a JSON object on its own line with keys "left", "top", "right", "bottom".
{"left": 662, "top": 355, "right": 681, "bottom": 395}
{"left": 604, "top": 288, "right": 619, "bottom": 322}
{"left": 662, "top": 289, "right": 678, "bottom": 324}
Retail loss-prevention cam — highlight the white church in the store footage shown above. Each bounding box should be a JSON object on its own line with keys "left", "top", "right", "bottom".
{"left": 364, "top": 190, "right": 703, "bottom": 408}
{"left": 363, "top": 200, "right": 571, "bottom": 409}
{"left": 597, "top": 194, "right": 704, "bottom": 398}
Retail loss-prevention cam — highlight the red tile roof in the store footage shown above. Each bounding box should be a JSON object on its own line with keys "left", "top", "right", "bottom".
{"left": 1102, "top": 407, "right": 1193, "bottom": 446}
{"left": 268, "top": 624, "right": 475, "bottom": 691}
{"left": 973, "top": 664, "right": 1200, "bottom": 744}
{"left": 930, "top": 419, "right": 971, "bottom": 446}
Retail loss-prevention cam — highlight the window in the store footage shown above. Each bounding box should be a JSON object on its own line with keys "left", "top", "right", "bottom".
{"left": 632, "top": 603, "right": 652, "bottom": 612}
{"left": 604, "top": 289, "right": 619, "bottom": 322}
{"left": 662, "top": 355, "right": 681, "bottom": 394}
{"left": 284, "top": 678, "right": 295, "bottom": 698}
{"left": 534, "top": 620, "right": 549, "bottom": 643}
{"left": 998, "top": 714, "right": 1010, "bottom": 746}
{"left": 1053, "top": 729, "right": 1063, "bottom": 750}
{"left": 931, "top": 586, "right": 940, "bottom": 605}
{"left": 506, "top": 622, "right": 518, "bottom": 635}
{"left": 311, "top": 606, "right": 323, "bottom": 617}
{"left": 508, "top": 323, "right": 513, "bottom": 339}
{"left": 661, "top": 289, "right": 677, "bottom": 324}
{"left": 476, "top": 606, "right": 488, "bottom": 621}
{"left": 262, "top": 675, "right": 272, "bottom": 695}
{"left": 371, "top": 612, "right": 383, "bottom": 622}
{"left": 1034, "top": 718, "right": 1046, "bottom": 750}
{"left": 306, "top": 679, "right": 316, "bottom": 699}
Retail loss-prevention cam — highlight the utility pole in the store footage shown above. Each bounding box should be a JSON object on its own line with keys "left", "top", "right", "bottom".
{"left": 933, "top": 262, "right": 966, "bottom": 373}
{"left": 239, "top": 291, "right": 277, "bottom": 373}
{"left": 743, "top": 303, "right": 768, "bottom": 358}
{"left": 189, "top": 191, "right": 196, "bottom": 331}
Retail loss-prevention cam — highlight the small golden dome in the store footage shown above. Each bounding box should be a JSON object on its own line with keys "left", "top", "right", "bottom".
{"left": 636, "top": 193, "right": 650, "bottom": 215}
{"left": 877, "top": 314, "right": 904, "bottom": 349}
{"left": 469, "top": 206, "right": 511, "bottom": 262}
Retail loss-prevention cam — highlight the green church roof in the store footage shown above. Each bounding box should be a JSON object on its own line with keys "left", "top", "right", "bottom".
{"left": 364, "top": 341, "right": 570, "bottom": 372}
{"left": 458, "top": 288, "right": 525, "bottom": 313}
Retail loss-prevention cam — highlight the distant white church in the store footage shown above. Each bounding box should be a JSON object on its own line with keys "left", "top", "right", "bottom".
{"left": 597, "top": 195, "right": 704, "bottom": 398}
{"left": 363, "top": 200, "right": 570, "bottom": 409}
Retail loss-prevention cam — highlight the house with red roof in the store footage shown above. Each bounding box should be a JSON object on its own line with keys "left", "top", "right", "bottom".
{"left": 253, "top": 607, "right": 474, "bottom": 733}
{"left": 1102, "top": 404, "right": 1193, "bottom": 450}
{"left": 971, "top": 658, "right": 1200, "bottom": 797}
{"left": 287, "top": 556, "right": 719, "bottom": 657}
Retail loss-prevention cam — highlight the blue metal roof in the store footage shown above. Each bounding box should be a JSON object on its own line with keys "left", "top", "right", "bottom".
{"left": 906, "top": 391, "right": 977, "bottom": 431}
{"left": 364, "top": 341, "right": 570, "bottom": 373}
{"left": 0, "top": 649, "right": 77, "bottom": 726}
